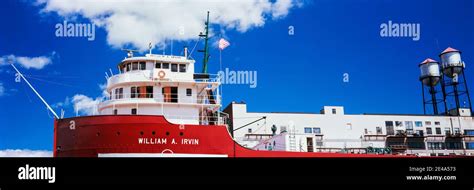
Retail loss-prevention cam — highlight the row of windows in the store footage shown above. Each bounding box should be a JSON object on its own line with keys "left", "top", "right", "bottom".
{"left": 386, "top": 126, "right": 461, "bottom": 136}
{"left": 427, "top": 142, "right": 464, "bottom": 150}
{"left": 385, "top": 121, "right": 441, "bottom": 128}
{"left": 155, "top": 62, "right": 186, "bottom": 73}
{"left": 426, "top": 127, "right": 460, "bottom": 135}
{"left": 304, "top": 127, "right": 321, "bottom": 134}
{"left": 113, "top": 108, "right": 137, "bottom": 115}
{"left": 112, "top": 86, "right": 192, "bottom": 101}
{"left": 120, "top": 61, "right": 187, "bottom": 73}
{"left": 121, "top": 61, "right": 147, "bottom": 72}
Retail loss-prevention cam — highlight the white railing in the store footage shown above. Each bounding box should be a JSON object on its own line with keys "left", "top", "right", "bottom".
{"left": 165, "top": 113, "right": 228, "bottom": 125}
{"left": 107, "top": 71, "right": 221, "bottom": 87}
{"left": 193, "top": 73, "right": 221, "bottom": 83}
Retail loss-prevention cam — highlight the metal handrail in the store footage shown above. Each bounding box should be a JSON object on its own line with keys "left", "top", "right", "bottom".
{"left": 164, "top": 114, "right": 228, "bottom": 125}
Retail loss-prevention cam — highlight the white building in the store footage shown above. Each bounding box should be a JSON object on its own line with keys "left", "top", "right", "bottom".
{"left": 224, "top": 102, "right": 474, "bottom": 156}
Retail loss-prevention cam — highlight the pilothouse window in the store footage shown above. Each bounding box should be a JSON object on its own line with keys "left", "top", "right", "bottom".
{"left": 163, "top": 63, "right": 170, "bottom": 69}
{"left": 132, "top": 62, "right": 138, "bottom": 71}
{"left": 179, "top": 64, "right": 186, "bottom": 72}
{"left": 171, "top": 64, "right": 178, "bottom": 72}
{"left": 126, "top": 63, "right": 131, "bottom": 72}
{"left": 139, "top": 62, "right": 146, "bottom": 70}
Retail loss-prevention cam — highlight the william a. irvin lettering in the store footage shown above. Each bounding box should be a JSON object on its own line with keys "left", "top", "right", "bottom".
{"left": 138, "top": 137, "right": 199, "bottom": 145}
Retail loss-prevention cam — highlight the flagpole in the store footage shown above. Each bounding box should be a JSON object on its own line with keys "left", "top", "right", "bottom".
{"left": 219, "top": 34, "right": 223, "bottom": 112}
{"left": 219, "top": 48, "right": 223, "bottom": 112}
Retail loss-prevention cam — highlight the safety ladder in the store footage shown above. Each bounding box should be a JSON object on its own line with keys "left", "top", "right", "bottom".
{"left": 288, "top": 125, "right": 297, "bottom": 151}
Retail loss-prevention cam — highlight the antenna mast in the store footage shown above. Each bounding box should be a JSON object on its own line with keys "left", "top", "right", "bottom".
{"left": 198, "top": 11, "right": 211, "bottom": 74}
{"left": 121, "top": 48, "right": 139, "bottom": 58}
{"left": 10, "top": 64, "right": 60, "bottom": 119}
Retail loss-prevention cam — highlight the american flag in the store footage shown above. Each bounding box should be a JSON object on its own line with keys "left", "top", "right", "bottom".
{"left": 218, "top": 38, "right": 230, "bottom": 50}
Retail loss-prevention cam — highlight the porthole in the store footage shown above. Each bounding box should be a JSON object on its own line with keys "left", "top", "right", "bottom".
{"left": 117, "top": 132, "right": 121, "bottom": 136}
{"left": 179, "top": 132, "right": 184, "bottom": 136}
{"left": 152, "top": 131, "right": 156, "bottom": 135}
{"left": 166, "top": 131, "right": 170, "bottom": 136}
{"left": 140, "top": 131, "right": 144, "bottom": 136}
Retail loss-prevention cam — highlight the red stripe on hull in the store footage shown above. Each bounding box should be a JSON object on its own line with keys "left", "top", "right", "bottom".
{"left": 55, "top": 115, "right": 412, "bottom": 158}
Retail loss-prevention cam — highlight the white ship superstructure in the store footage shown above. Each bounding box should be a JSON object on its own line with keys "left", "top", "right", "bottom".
{"left": 97, "top": 51, "right": 222, "bottom": 125}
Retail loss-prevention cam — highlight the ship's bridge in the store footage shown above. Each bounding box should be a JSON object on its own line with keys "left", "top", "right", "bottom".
{"left": 108, "top": 54, "right": 195, "bottom": 89}
{"left": 98, "top": 53, "right": 223, "bottom": 125}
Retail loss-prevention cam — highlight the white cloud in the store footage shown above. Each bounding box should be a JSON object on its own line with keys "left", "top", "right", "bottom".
{"left": 0, "top": 149, "right": 52, "bottom": 157}
{"left": 0, "top": 52, "right": 55, "bottom": 69}
{"left": 0, "top": 82, "right": 4, "bottom": 97}
{"left": 272, "top": 0, "right": 295, "bottom": 18}
{"left": 71, "top": 94, "right": 102, "bottom": 116}
{"left": 52, "top": 96, "right": 70, "bottom": 108}
{"left": 55, "top": 83, "right": 107, "bottom": 116}
{"left": 36, "top": 0, "right": 303, "bottom": 51}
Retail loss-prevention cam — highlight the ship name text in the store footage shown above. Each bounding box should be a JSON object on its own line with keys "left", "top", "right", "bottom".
{"left": 138, "top": 138, "right": 199, "bottom": 145}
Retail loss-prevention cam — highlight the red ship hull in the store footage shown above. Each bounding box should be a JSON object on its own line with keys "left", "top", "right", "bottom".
{"left": 54, "top": 115, "right": 411, "bottom": 158}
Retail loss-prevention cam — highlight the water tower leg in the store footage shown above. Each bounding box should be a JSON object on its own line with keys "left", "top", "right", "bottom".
{"left": 421, "top": 82, "right": 426, "bottom": 115}
{"left": 461, "top": 69, "right": 473, "bottom": 115}
{"left": 453, "top": 84, "right": 461, "bottom": 111}
{"left": 430, "top": 85, "right": 438, "bottom": 115}
{"left": 440, "top": 75, "right": 448, "bottom": 115}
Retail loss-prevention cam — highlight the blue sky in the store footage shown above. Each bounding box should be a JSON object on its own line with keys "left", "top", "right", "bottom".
{"left": 0, "top": 0, "right": 473, "bottom": 150}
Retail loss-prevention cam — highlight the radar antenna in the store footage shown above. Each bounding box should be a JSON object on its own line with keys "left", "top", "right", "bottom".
{"left": 121, "top": 48, "right": 139, "bottom": 58}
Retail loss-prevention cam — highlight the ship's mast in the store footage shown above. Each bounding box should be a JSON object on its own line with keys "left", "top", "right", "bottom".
{"left": 199, "top": 11, "right": 210, "bottom": 74}
{"left": 10, "top": 64, "right": 60, "bottom": 119}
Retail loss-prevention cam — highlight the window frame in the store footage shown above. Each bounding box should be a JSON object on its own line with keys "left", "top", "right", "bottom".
{"left": 426, "top": 127, "right": 432, "bottom": 135}
{"left": 313, "top": 127, "right": 321, "bottom": 134}
{"left": 139, "top": 61, "right": 146, "bottom": 70}
{"left": 376, "top": 127, "right": 382, "bottom": 135}
{"left": 179, "top": 64, "right": 186, "bottom": 73}
{"left": 162, "top": 63, "right": 170, "bottom": 69}
{"left": 131, "top": 87, "right": 137, "bottom": 98}
{"left": 415, "top": 121, "right": 423, "bottom": 127}
{"left": 146, "top": 86, "right": 153, "bottom": 98}
{"left": 132, "top": 62, "right": 139, "bottom": 71}
{"left": 186, "top": 88, "right": 192, "bottom": 96}
{"left": 171, "top": 63, "right": 178, "bottom": 72}
{"left": 395, "top": 121, "right": 403, "bottom": 127}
